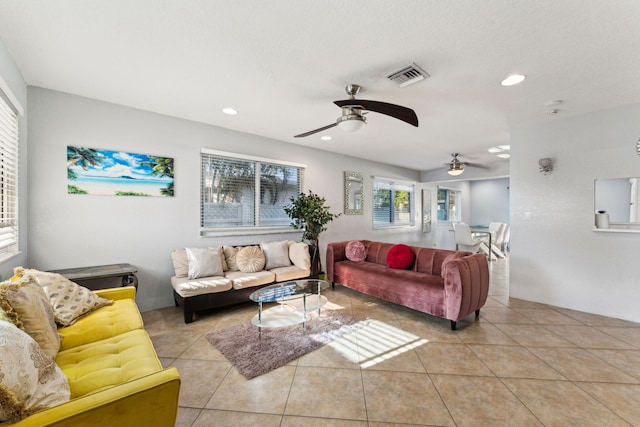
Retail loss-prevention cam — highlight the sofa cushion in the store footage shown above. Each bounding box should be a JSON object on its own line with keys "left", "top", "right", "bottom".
{"left": 56, "top": 329, "right": 163, "bottom": 399}
{"left": 345, "top": 240, "right": 366, "bottom": 262}
{"left": 0, "top": 321, "right": 70, "bottom": 423}
{"left": 171, "top": 276, "right": 233, "bottom": 298}
{"left": 289, "top": 242, "right": 311, "bottom": 269}
{"left": 57, "top": 298, "right": 145, "bottom": 351}
{"left": 236, "top": 246, "right": 266, "bottom": 273}
{"left": 261, "top": 240, "right": 292, "bottom": 269}
{"left": 225, "top": 270, "right": 275, "bottom": 290}
{"left": 0, "top": 275, "right": 61, "bottom": 359}
{"left": 270, "top": 265, "right": 310, "bottom": 282}
{"left": 186, "top": 247, "right": 225, "bottom": 279}
{"left": 387, "top": 244, "right": 415, "bottom": 270}
{"left": 19, "top": 268, "right": 114, "bottom": 327}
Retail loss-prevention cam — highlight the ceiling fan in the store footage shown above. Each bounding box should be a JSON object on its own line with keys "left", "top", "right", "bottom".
{"left": 445, "top": 153, "right": 488, "bottom": 176}
{"left": 294, "top": 84, "right": 419, "bottom": 138}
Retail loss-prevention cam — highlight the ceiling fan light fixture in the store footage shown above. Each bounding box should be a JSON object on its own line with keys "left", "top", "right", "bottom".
{"left": 337, "top": 115, "right": 366, "bottom": 132}
{"left": 500, "top": 74, "right": 526, "bottom": 86}
{"left": 447, "top": 162, "right": 465, "bottom": 176}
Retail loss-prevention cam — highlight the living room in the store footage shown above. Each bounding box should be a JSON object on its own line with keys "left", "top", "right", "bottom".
{"left": 1, "top": 2, "right": 640, "bottom": 425}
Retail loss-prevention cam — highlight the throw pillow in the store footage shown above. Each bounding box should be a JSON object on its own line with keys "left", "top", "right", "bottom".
{"left": 223, "top": 246, "right": 240, "bottom": 271}
{"left": 0, "top": 275, "right": 61, "bottom": 359}
{"left": 170, "top": 249, "right": 189, "bottom": 278}
{"left": 345, "top": 240, "right": 366, "bottom": 262}
{"left": 260, "top": 240, "right": 292, "bottom": 270}
{"left": 387, "top": 244, "right": 415, "bottom": 270}
{"left": 17, "top": 268, "right": 114, "bottom": 327}
{"left": 236, "top": 246, "right": 266, "bottom": 273}
{"left": 185, "top": 246, "right": 225, "bottom": 279}
{"left": 0, "top": 321, "right": 70, "bottom": 423}
{"left": 289, "top": 242, "right": 311, "bottom": 270}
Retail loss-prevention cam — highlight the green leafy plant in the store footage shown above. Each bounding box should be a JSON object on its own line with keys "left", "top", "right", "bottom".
{"left": 284, "top": 190, "right": 340, "bottom": 272}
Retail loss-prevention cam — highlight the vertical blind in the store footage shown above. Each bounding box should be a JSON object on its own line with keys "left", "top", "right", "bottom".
{"left": 201, "top": 151, "right": 304, "bottom": 229}
{"left": 372, "top": 178, "right": 415, "bottom": 227}
{"left": 0, "top": 91, "right": 18, "bottom": 252}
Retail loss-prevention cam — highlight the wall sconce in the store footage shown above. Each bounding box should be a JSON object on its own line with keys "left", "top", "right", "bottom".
{"left": 538, "top": 158, "right": 553, "bottom": 175}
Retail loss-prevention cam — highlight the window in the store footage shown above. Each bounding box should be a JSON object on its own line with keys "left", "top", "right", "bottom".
{"left": 437, "top": 188, "right": 460, "bottom": 221}
{"left": 0, "top": 88, "right": 19, "bottom": 255}
{"left": 372, "top": 177, "right": 415, "bottom": 227}
{"left": 200, "top": 149, "right": 304, "bottom": 232}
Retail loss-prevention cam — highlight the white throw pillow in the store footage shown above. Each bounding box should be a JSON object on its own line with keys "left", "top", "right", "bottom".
{"left": 260, "top": 241, "right": 292, "bottom": 270}
{"left": 0, "top": 321, "right": 70, "bottom": 423}
{"left": 185, "top": 247, "right": 224, "bottom": 279}
{"left": 288, "top": 242, "right": 311, "bottom": 270}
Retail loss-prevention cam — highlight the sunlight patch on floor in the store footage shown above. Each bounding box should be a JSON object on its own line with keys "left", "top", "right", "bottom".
{"left": 328, "top": 319, "right": 429, "bottom": 368}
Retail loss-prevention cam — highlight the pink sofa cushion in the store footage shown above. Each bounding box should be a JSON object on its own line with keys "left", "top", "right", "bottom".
{"left": 386, "top": 244, "right": 415, "bottom": 269}
{"left": 345, "top": 240, "right": 366, "bottom": 262}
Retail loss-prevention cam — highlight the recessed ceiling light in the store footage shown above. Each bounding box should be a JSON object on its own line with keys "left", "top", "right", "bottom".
{"left": 488, "top": 147, "right": 502, "bottom": 153}
{"left": 497, "top": 153, "right": 511, "bottom": 159}
{"left": 500, "top": 74, "right": 526, "bottom": 86}
{"left": 320, "top": 135, "right": 332, "bottom": 141}
{"left": 497, "top": 145, "right": 510, "bottom": 150}
{"left": 222, "top": 107, "right": 238, "bottom": 115}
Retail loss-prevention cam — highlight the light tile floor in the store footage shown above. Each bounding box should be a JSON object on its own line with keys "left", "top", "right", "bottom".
{"left": 142, "top": 258, "right": 640, "bottom": 426}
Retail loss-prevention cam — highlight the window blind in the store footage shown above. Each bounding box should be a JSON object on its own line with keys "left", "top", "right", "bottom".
{"left": 372, "top": 178, "right": 415, "bottom": 227}
{"left": 0, "top": 92, "right": 18, "bottom": 252}
{"left": 200, "top": 151, "right": 304, "bottom": 229}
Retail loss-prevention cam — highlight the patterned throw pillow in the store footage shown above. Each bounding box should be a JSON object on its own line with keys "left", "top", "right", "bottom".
{"left": 260, "top": 241, "right": 292, "bottom": 270}
{"left": 0, "top": 321, "right": 70, "bottom": 423}
{"left": 18, "top": 268, "right": 113, "bottom": 327}
{"left": 236, "top": 246, "right": 266, "bottom": 273}
{"left": 345, "top": 240, "right": 366, "bottom": 262}
{"left": 0, "top": 275, "right": 61, "bottom": 358}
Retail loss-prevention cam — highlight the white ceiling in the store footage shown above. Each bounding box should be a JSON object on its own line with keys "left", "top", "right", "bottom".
{"left": 1, "top": 1, "right": 639, "bottom": 172}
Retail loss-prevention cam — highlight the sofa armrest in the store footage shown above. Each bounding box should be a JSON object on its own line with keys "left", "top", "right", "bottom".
{"left": 326, "top": 241, "right": 349, "bottom": 282}
{"left": 442, "top": 253, "right": 490, "bottom": 322}
{"left": 93, "top": 286, "right": 136, "bottom": 301}
{"left": 6, "top": 368, "right": 181, "bottom": 427}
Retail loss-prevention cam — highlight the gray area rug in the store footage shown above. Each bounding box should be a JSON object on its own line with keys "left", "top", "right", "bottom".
{"left": 205, "top": 309, "right": 366, "bottom": 379}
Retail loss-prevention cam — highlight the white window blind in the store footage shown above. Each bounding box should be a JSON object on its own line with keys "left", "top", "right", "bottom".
{"left": 201, "top": 150, "right": 304, "bottom": 230}
{"left": 372, "top": 177, "right": 415, "bottom": 227}
{"left": 0, "top": 91, "right": 18, "bottom": 253}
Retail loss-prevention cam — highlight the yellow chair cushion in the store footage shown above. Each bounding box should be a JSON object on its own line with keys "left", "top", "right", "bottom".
{"left": 56, "top": 329, "right": 162, "bottom": 399}
{"left": 58, "top": 298, "right": 143, "bottom": 351}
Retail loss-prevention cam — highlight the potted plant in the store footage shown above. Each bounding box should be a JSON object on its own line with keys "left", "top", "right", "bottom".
{"left": 284, "top": 190, "right": 340, "bottom": 276}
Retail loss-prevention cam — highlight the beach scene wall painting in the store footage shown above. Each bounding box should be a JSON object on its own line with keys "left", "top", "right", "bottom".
{"left": 67, "top": 146, "right": 174, "bottom": 197}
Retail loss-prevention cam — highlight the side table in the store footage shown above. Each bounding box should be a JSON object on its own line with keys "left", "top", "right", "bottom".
{"left": 48, "top": 263, "right": 138, "bottom": 291}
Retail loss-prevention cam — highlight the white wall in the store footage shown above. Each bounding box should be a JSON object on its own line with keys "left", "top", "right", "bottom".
{"left": 27, "top": 87, "right": 426, "bottom": 311}
{"left": 510, "top": 103, "right": 640, "bottom": 323}
{"left": 470, "top": 178, "right": 510, "bottom": 226}
{"left": 0, "top": 37, "right": 28, "bottom": 280}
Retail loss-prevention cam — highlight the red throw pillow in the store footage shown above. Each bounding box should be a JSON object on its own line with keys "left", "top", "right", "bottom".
{"left": 387, "top": 244, "right": 415, "bottom": 269}
{"left": 345, "top": 240, "right": 366, "bottom": 262}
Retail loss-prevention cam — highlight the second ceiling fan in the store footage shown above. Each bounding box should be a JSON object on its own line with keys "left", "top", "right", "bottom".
{"left": 294, "top": 84, "right": 419, "bottom": 138}
{"left": 446, "top": 153, "right": 488, "bottom": 176}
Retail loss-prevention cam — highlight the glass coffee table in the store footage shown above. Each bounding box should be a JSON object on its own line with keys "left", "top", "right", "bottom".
{"left": 249, "top": 279, "right": 330, "bottom": 329}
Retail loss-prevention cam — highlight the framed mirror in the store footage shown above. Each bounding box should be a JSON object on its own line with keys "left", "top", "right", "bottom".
{"left": 594, "top": 177, "right": 640, "bottom": 229}
{"left": 422, "top": 189, "right": 432, "bottom": 232}
{"left": 344, "top": 171, "right": 364, "bottom": 215}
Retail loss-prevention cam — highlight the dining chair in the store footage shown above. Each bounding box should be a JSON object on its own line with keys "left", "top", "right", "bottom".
{"left": 453, "top": 222, "right": 490, "bottom": 256}
{"left": 488, "top": 222, "right": 506, "bottom": 258}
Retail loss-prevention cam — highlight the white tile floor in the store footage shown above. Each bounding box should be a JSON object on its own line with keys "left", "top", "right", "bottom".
{"left": 142, "top": 257, "right": 640, "bottom": 426}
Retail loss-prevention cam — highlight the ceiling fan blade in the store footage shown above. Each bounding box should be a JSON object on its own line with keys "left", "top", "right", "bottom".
{"left": 465, "top": 162, "right": 490, "bottom": 169}
{"left": 294, "top": 122, "right": 338, "bottom": 138}
{"left": 334, "top": 99, "right": 418, "bottom": 127}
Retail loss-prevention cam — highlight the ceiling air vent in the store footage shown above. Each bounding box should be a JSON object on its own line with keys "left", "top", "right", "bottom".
{"left": 386, "top": 63, "right": 429, "bottom": 87}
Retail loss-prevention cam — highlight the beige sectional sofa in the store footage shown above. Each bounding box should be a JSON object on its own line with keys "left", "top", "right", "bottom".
{"left": 171, "top": 240, "right": 317, "bottom": 322}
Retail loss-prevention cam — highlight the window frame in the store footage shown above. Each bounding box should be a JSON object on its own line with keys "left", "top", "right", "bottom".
{"left": 200, "top": 149, "right": 306, "bottom": 237}
{"left": 0, "top": 81, "right": 21, "bottom": 259}
{"left": 372, "top": 176, "right": 416, "bottom": 229}
{"left": 436, "top": 187, "right": 461, "bottom": 222}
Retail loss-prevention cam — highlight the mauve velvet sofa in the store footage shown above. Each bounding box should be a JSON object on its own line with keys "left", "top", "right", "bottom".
{"left": 326, "top": 240, "right": 490, "bottom": 330}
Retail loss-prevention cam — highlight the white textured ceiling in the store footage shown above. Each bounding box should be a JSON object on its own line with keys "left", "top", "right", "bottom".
{"left": 1, "top": 0, "right": 639, "bottom": 172}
